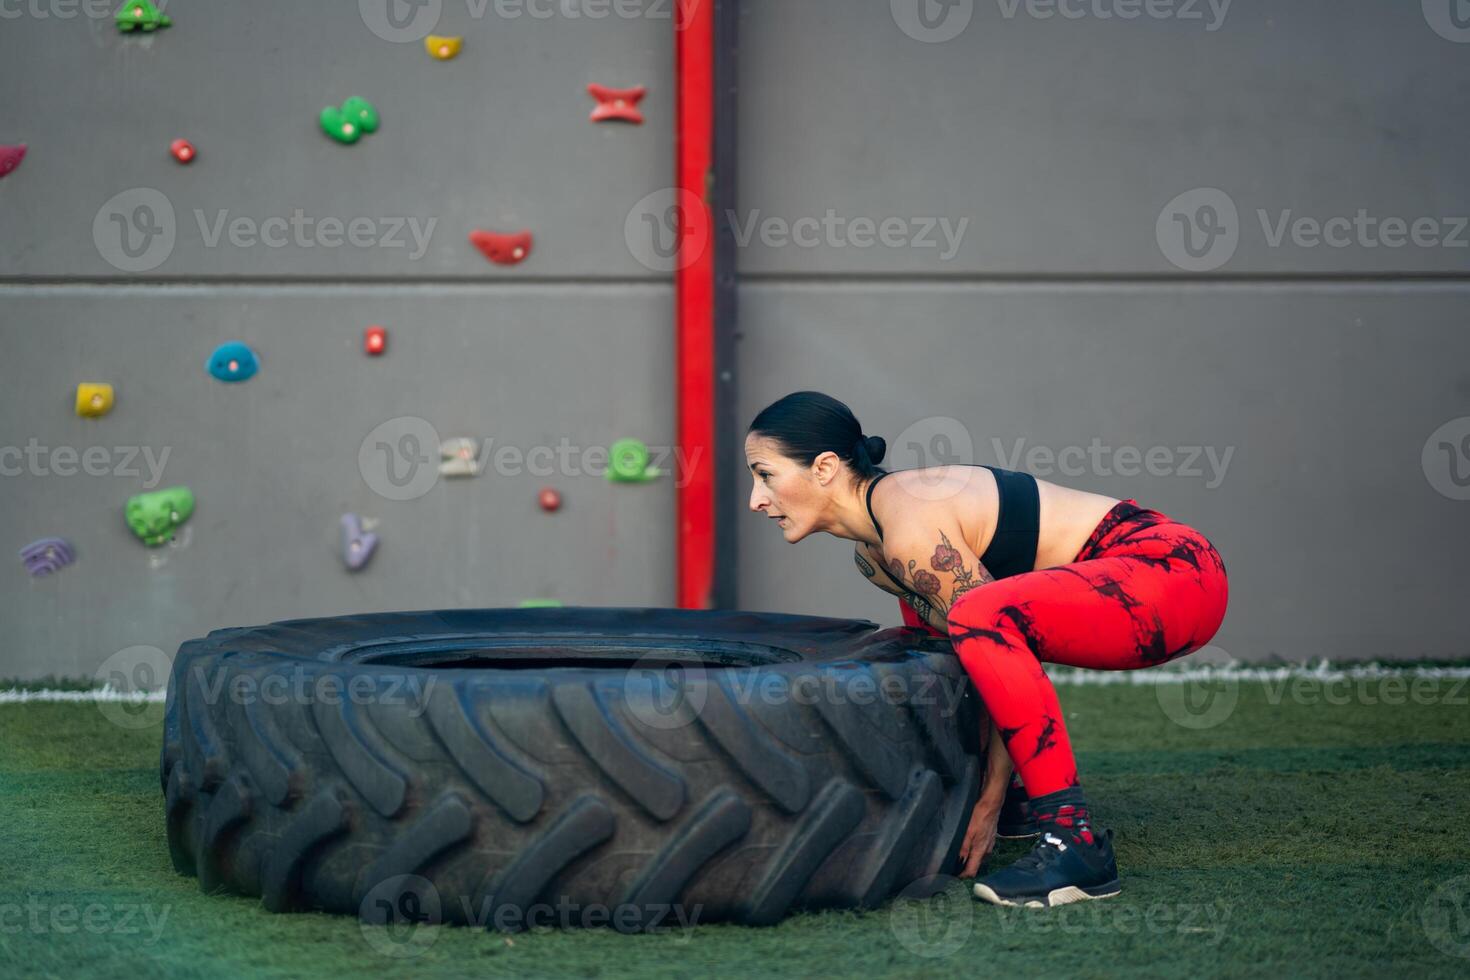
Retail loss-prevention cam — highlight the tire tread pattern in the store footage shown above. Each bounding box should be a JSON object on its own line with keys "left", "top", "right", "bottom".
{"left": 160, "top": 610, "right": 978, "bottom": 929}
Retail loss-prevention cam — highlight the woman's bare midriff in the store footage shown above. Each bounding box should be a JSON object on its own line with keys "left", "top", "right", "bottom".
{"left": 883, "top": 466, "right": 1122, "bottom": 573}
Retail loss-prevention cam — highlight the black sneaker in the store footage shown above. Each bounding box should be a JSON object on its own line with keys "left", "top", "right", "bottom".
{"left": 996, "top": 779, "right": 1038, "bottom": 839}
{"left": 972, "top": 829, "right": 1121, "bottom": 908}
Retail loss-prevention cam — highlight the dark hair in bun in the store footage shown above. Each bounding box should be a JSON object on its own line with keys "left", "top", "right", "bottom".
{"left": 747, "top": 391, "right": 889, "bottom": 479}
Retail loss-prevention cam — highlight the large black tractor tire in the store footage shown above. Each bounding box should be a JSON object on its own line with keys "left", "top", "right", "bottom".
{"left": 160, "top": 607, "right": 981, "bottom": 930}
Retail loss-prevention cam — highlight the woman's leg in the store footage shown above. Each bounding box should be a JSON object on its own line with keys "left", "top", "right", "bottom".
{"left": 948, "top": 510, "right": 1228, "bottom": 796}
{"left": 949, "top": 505, "right": 1228, "bottom": 905}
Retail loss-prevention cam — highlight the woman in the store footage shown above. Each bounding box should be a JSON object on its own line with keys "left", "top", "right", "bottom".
{"left": 745, "top": 391, "right": 1229, "bottom": 909}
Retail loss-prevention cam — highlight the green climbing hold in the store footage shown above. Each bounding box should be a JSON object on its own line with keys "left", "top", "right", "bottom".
{"left": 320, "top": 97, "right": 380, "bottom": 145}
{"left": 605, "top": 438, "right": 661, "bottom": 483}
{"left": 125, "top": 486, "right": 195, "bottom": 547}
{"left": 115, "top": 0, "right": 171, "bottom": 31}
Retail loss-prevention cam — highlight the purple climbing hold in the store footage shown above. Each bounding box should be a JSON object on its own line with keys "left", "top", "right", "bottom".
{"left": 340, "top": 513, "right": 378, "bottom": 571}
{"left": 20, "top": 537, "right": 75, "bottom": 577}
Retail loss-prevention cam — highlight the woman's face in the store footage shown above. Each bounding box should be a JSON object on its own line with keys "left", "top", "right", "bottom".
{"left": 745, "top": 432, "right": 830, "bottom": 542}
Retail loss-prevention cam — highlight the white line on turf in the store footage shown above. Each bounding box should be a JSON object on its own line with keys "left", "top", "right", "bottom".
{"left": 0, "top": 688, "right": 167, "bottom": 704}
{"left": 1047, "top": 663, "right": 1470, "bottom": 686}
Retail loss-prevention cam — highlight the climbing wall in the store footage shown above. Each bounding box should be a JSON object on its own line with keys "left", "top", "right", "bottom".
{"left": 0, "top": 3, "right": 674, "bottom": 679}
{"left": 733, "top": 0, "right": 1470, "bottom": 662}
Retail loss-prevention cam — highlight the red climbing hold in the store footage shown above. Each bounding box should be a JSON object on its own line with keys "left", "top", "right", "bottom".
{"left": 170, "top": 139, "right": 196, "bottom": 164}
{"left": 539, "top": 487, "right": 562, "bottom": 512}
{"left": 0, "top": 144, "right": 26, "bottom": 179}
{"left": 587, "top": 84, "right": 646, "bottom": 124}
{"left": 470, "top": 229, "right": 533, "bottom": 266}
{"left": 364, "top": 325, "right": 387, "bottom": 356}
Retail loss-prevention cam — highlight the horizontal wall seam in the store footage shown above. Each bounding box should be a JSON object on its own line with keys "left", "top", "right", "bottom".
{"left": 740, "top": 272, "right": 1470, "bottom": 287}
{"left": 0, "top": 278, "right": 672, "bottom": 295}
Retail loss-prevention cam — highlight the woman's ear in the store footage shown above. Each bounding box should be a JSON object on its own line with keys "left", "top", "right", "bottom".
{"left": 811, "top": 450, "right": 842, "bottom": 485}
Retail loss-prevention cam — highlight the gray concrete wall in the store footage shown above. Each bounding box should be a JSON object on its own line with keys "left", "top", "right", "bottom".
{"left": 0, "top": 287, "right": 675, "bottom": 678}
{"left": 732, "top": 1, "right": 1470, "bottom": 663}
{"left": 3, "top": 1, "right": 1468, "bottom": 678}
{"left": 1, "top": 2, "right": 676, "bottom": 680}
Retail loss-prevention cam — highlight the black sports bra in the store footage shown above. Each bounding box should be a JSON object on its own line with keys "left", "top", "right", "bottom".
{"left": 864, "top": 464, "right": 1040, "bottom": 580}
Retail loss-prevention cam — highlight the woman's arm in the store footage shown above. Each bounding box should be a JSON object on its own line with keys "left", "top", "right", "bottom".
{"left": 979, "top": 715, "right": 1013, "bottom": 809}
{"left": 854, "top": 541, "right": 969, "bottom": 636}
{"left": 875, "top": 519, "right": 1017, "bottom": 874}
{"left": 872, "top": 519, "right": 996, "bottom": 627}
{"left": 958, "top": 715, "right": 1013, "bottom": 876}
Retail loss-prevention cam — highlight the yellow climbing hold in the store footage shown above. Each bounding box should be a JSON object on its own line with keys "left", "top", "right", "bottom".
{"left": 426, "top": 35, "right": 462, "bottom": 60}
{"left": 75, "top": 383, "right": 115, "bottom": 418}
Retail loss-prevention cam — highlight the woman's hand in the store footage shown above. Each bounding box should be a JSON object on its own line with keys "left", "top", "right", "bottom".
{"left": 957, "top": 799, "right": 1001, "bottom": 878}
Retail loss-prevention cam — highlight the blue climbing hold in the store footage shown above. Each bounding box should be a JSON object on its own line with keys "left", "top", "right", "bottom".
{"left": 207, "top": 342, "right": 258, "bottom": 382}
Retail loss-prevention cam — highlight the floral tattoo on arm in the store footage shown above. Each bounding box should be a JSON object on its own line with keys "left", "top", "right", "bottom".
{"left": 857, "top": 533, "right": 992, "bottom": 631}
{"left": 896, "top": 530, "right": 994, "bottom": 615}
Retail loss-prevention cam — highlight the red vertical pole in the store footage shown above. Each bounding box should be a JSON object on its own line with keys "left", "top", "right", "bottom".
{"left": 675, "top": 0, "right": 715, "bottom": 608}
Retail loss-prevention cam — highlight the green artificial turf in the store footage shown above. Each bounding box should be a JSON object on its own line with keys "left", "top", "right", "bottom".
{"left": 2, "top": 677, "right": 1468, "bottom": 979}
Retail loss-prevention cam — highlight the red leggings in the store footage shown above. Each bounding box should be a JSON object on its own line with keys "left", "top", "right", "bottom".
{"left": 903, "top": 500, "right": 1229, "bottom": 797}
